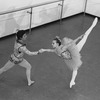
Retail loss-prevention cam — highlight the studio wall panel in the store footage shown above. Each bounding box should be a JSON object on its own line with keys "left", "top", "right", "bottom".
{"left": 0, "top": 0, "right": 61, "bottom": 37}
{"left": 62, "top": 0, "right": 84, "bottom": 18}
{"left": 0, "top": 0, "right": 85, "bottom": 37}
{"left": 0, "top": 10, "right": 30, "bottom": 37}
{"left": 86, "top": 0, "right": 100, "bottom": 17}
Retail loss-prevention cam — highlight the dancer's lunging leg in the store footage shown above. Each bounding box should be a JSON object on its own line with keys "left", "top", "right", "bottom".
{"left": 19, "top": 59, "right": 35, "bottom": 86}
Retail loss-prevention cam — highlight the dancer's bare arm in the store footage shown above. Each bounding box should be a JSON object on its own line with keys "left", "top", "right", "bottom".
{"left": 20, "top": 46, "right": 39, "bottom": 55}
{"left": 39, "top": 48, "right": 55, "bottom": 53}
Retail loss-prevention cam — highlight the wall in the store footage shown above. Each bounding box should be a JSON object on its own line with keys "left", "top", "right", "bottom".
{"left": 86, "top": 0, "right": 100, "bottom": 17}
{"left": 0, "top": 0, "right": 84, "bottom": 37}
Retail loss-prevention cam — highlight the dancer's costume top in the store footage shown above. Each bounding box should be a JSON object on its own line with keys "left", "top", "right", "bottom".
{"left": 10, "top": 40, "right": 26, "bottom": 64}
{"left": 55, "top": 37, "right": 82, "bottom": 70}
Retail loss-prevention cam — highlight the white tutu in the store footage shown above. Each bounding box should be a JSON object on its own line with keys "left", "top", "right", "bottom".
{"left": 62, "top": 37, "right": 82, "bottom": 70}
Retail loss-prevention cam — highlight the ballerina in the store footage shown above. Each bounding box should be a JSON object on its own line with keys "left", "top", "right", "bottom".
{"left": 0, "top": 30, "right": 41, "bottom": 86}
{"left": 39, "top": 17, "right": 98, "bottom": 88}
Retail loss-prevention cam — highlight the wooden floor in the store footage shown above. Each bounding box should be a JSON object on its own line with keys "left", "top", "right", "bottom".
{"left": 0, "top": 13, "right": 100, "bottom": 100}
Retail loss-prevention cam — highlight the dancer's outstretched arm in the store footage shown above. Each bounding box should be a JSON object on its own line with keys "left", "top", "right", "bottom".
{"left": 39, "top": 48, "right": 55, "bottom": 53}
{"left": 20, "top": 46, "right": 39, "bottom": 55}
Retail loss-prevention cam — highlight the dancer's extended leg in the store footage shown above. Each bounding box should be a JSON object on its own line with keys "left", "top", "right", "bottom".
{"left": 19, "top": 59, "right": 34, "bottom": 86}
{"left": 77, "top": 17, "right": 98, "bottom": 52}
{"left": 70, "top": 17, "right": 98, "bottom": 88}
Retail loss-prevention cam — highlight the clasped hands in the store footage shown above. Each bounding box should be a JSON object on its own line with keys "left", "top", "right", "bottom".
{"left": 38, "top": 49, "right": 46, "bottom": 54}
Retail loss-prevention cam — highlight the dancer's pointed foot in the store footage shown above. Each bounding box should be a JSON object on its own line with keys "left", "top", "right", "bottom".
{"left": 28, "top": 80, "right": 35, "bottom": 86}
{"left": 92, "top": 17, "right": 98, "bottom": 27}
{"left": 70, "top": 81, "right": 75, "bottom": 88}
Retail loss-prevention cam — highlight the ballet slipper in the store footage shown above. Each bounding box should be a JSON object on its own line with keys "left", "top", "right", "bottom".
{"left": 28, "top": 80, "right": 35, "bottom": 86}
{"left": 92, "top": 17, "right": 98, "bottom": 27}
{"left": 70, "top": 81, "right": 75, "bottom": 88}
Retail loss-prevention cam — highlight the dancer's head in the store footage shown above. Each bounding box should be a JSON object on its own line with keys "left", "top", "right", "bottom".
{"left": 16, "top": 30, "right": 27, "bottom": 41}
{"left": 52, "top": 36, "right": 61, "bottom": 48}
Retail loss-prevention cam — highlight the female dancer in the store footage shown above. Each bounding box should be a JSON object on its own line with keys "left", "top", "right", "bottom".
{"left": 39, "top": 17, "right": 98, "bottom": 88}
{"left": 0, "top": 30, "right": 40, "bottom": 86}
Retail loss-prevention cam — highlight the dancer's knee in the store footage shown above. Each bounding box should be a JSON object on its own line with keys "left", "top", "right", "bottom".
{"left": 73, "top": 68, "right": 78, "bottom": 72}
{"left": 26, "top": 65, "right": 32, "bottom": 70}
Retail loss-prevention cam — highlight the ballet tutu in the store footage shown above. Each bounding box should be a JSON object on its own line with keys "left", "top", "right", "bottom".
{"left": 62, "top": 37, "right": 82, "bottom": 70}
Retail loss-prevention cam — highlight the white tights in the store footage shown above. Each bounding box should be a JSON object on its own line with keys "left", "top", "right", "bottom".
{"left": 70, "top": 17, "right": 98, "bottom": 88}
